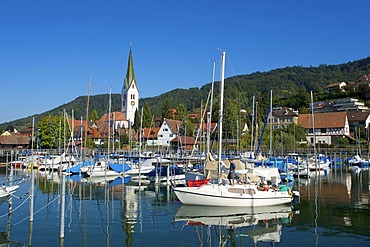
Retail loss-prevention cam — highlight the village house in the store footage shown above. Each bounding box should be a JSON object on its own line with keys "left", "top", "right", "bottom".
{"left": 346, "top": 112, "right": 370, "bottom": 136}
{"left": 356, "top": 74, "right": 370, "bottom": 87}
{"left": 194, "top": 122, "right": 218, "bottom": 137}
{"left": 297, "top": 112, "right": 350, "bottom": 146}
{"left": 324, "top": 81, "right": 347, "bottom": 93}
{"left": 140, "top": 127, "right": 160, "bottom": 147}
{"left": 0, "top": 133, "right": 30, "bottom": 149}
{"left": 157, "top": 119, "right": 183, "bottom": 147}
{"left": 170, "top": 136, "right": 197, "bottom": 151}
{"left": 270, "top": 107, "right": 298, "bottom": 129}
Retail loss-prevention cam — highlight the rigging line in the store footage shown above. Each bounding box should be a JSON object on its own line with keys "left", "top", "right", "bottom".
{"left": 189, "top": 88, "right": 212, "bottom": 160}
{"left": 226, "top": 54, "right": 243, "bottom": 91}
{"left": 11, "top": 195, "right": 60, "bottom": 226}
{"left": 0, "top": 195, "right": 31, "bottom": 219}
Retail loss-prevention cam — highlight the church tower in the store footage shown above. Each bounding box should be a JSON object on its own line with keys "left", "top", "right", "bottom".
{"left": 121, "top": 44, "right": 139, "bottom": 127}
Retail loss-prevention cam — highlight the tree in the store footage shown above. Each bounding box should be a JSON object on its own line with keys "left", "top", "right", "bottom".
{"left": 131, "top": 109, "right": 141, "bottom": 131}
{"left": 90, "top": 109, "right": 99, "bottom": 121}
{"left": 176, "top": 103, "right": 187, "bottom": 120}
{"left": 338, "top": 137, "right": 350, "bottom": 147}
{"left": 224, "top": 98, "right": 239, "bottom": 139}
{"left": 161, "top": 99, "right": 173, "bottom": 119}
{"left": 178, "top": 120, "right": 195, "bottom": 137}
{"left": 358, "top": 84, "right": 370, "bottom": 100}
{"left": 142, "top": 102, "right": 153, "bottom": 128}
{"left": 37, "top": 115, "right": 66, "bottom": 149}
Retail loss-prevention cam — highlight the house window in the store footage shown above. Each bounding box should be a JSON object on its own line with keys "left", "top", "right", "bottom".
{"left": 158, "top": 134, "right": 163, "bottom": 138}
{"left": 163, "top": 128, "right": 168, "bottom": 132}
{"left": 321, "top": 128, "right": 326, "bottom": 133}
{"left": 169, "top": 134, "right": 173, "bottom": 137}
{"left": 131, "top": 94, "right": 135, "bottom": 100}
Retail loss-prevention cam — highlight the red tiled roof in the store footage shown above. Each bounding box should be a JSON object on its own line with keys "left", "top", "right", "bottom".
{"left": 347, "top": 112, "right": 370, "bottom": 122}
{"left": 99, "top": 112, "right": 126, "bottom": 122}
{"left": 195, "top": 122, "right": 217, "bottom": 133}
{"left": 68, "top": 119, "right": 87, "bottom": 128}
{"left": 165, "top": 119, "right": 184, "bottom": 134}
{"left": 297, "top": 112, "right": 347, "bottom": 129}
{"left": 357, "top": 74, "right": 370, "bottom": 82}
{"left": 140, "top": 127, "right": 160, "bottom": 139}
{"left": 171, "top": 136, "right": 196, "bottom": 145}
{"left": 324, "top": 82, "right": 344, "bottom": 89}
{"left": 0, "top": 134, "right": 30, "bottom": 145}
{"left": 272, "top": 107, "right": 298, "bottom": 117}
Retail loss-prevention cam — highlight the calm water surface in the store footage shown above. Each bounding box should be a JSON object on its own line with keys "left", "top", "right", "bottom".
{"left": 0, "top": 168, "right": 369, "bottom": 247}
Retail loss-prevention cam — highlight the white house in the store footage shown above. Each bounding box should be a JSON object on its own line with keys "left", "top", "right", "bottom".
{"left": 157, "top": 119, "right": 183, "bottom": 147}
{"left": 297, "top": 112, "right": 350, "bottom": 145}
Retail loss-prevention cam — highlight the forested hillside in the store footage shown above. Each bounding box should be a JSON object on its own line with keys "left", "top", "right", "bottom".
{"left": 2, "top": 56, "right": 370, "bottom": 131}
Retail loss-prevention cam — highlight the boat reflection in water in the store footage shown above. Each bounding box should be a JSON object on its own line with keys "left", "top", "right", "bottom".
{"left": 174, "top": 204, "right": 293, "bottom": 245}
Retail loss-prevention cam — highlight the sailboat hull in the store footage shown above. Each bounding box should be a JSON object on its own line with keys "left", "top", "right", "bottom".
{"left": 174, "top": 184, "right": 293, "bottom": 207}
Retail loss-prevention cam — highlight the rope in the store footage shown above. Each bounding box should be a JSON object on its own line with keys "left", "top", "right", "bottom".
{"left": 12, "top": 195, "right": 60, "bottom": 227}
{"left": 0, "top": 194, "right": 31, "bottom": 219}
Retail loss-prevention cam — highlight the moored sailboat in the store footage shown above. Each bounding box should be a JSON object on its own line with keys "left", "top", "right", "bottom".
{"left": 174, "top": 51, "right": 298, "bottom": 206}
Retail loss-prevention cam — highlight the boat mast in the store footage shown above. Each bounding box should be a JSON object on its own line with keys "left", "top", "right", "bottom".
{"left": 250, "top": 96, "right": 255, "bottom": 158}
{"left": 30, "top": 117, "right": 35, "bottom": 222}
{"left": 107, "top": 87, "right": 112, "bottom": 180}
{"left": 253, "top": 102, "right": 259, "bottom": 156}
{"left": 207, "top": 60, "right": 216, "bottom": 155}
{"left": 269, "top": 90, "right": 273, "bottom": 157}
{"left": 310, "top": 91, "right": 318, "bottom": 171}
{"left": 217, "top": 51, "right": 226, "bottom": 179}
{"left": 84, "top": 77, "right": 92, "bottom": 160}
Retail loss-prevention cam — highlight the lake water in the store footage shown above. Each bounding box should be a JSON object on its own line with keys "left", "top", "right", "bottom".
{"left": 0, "top": 168, "right": 369, "bottom": 247}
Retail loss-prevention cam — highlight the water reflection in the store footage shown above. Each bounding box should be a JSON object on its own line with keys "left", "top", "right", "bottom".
{"left": 292, "top": 169, "right": 370, "bottom": 241}
{"left": 1, "top": 167, "right": 370, "bottom": 246}
{"left": 174, "top": 205, "right": 293, "bottom": 246}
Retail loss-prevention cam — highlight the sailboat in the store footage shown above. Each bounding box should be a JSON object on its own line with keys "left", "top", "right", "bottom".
{"left": 174, "top": 51, "right": 297, "bottom": 207}
{"left": 0, "top": 184, "right": 20, "bottom": 199}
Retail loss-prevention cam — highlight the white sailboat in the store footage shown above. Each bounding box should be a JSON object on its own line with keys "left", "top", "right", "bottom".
{"left": 174, "top": 51, "right": 297, "bottom": 207}
{"left": 0, "top": 184, "right": 20, "bottom": 199}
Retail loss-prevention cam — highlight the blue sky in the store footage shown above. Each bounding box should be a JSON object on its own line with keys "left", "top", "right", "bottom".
{"left": 1, "top": 0, "right": 369, "bottom": 124}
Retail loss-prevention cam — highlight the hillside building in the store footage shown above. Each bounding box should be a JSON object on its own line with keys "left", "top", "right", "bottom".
{"left": 312, "top": 98, "right": 369, "bottom": 113}
{"left": 324, "top": 81, "right": 348, "bottom": 93}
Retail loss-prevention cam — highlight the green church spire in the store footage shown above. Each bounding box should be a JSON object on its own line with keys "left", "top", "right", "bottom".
{"left": 124, "top": 44, "right": 136, "bottom": 89}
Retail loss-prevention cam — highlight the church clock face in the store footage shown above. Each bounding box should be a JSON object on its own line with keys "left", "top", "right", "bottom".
{"left": 131, "top": 101, "right": 135, "bottom": 106}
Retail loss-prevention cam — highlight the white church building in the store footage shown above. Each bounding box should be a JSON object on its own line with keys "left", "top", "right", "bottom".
{"left": 121, "top": 45, "right": 139, "bottom": 128}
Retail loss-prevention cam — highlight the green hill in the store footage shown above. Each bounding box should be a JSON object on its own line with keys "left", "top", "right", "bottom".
{"left": 2, "top": 56, "right": 370, "bottom": 131}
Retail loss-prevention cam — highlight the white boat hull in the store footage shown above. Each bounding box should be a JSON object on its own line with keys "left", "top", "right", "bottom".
{"left": 0, "top": 185, "right": 20, "bottom": 198}
{"left": 125, "top": 166, "right": 153, "bottom": 176}
{"left": 174, "top": 183, "right": 293, "bottom": 207}
{"left": 87, "top": 170, "right": 121, "bottom": 178}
